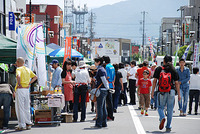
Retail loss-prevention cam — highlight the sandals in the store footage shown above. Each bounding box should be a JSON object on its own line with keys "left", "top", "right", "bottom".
{"left": 15, "top": 127, "right": 26, "bottom": 131}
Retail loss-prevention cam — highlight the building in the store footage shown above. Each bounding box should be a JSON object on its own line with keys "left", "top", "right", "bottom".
{"left": 0, "top": 0, "right": 26, "bottom": 40}
{"left": 26, "top": 4, "right": 64, "bottom": 46}
{"left": 161, "top": 17, "right": 181, "bottom": 55}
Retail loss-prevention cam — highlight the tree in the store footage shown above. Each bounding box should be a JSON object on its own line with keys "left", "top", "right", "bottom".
{"left": 132, "top": 53, "right": 141, "bottom": 61}
{"left": 173, "top": 45, "right": 193, "bottom": 60}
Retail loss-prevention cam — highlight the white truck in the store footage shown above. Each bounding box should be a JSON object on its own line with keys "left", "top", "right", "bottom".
{"left": 156, "top": 56, "right": 179, "bottom": 66}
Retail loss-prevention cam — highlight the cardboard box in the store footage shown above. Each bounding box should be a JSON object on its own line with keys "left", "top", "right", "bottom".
{"left": 35, "top": 110, "right": 51, "bottom": 116}
{"left": 42, "top": 90, "right": 54, "bottom": 96}
{"left": 48, "top": 98, "right": 61, "bottom": 107}
{"left": 34, "top": 110, "right": 52, "bottom": 125}
{"left": 61, "top": 113, "right": 73, "bottom": 123}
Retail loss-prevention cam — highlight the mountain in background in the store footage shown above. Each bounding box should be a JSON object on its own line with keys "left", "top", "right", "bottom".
{"left": 91, "top": 0, "right": 188, "bottom": 43}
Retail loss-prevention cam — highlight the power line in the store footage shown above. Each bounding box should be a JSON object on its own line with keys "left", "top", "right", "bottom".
{"left": 95, "top": 22, "right": 160, "bottom": 26}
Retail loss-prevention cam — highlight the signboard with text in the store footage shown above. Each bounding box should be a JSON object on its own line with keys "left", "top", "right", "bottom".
{"left": 9, "top": 12, "right": 15, "bottom": 31}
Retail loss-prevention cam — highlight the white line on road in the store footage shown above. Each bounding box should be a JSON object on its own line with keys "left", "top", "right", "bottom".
{"left": 144, "top": 115, "right": 200, "bottom": 120}
{"left": 128, "top": 105, "right": 146, "bottom": 134}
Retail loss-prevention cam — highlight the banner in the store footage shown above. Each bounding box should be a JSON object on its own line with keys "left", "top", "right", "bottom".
{"left": 148, "top": 37, "right": 154, "bottom": 60}
{"left": 182, "top": 44, "right": 192, "bottom": 61}
{"left": 193, "top": 43, "right": 199, "bottom": 68}
{"left": 174, "top": 43, "right": 180, "bottom": 67}
{"left": 17, "top": 23, "right": 47, "bottom": 87}
{"left": 9, "top": 12, "right": 15, "bottom": 31}
{"left": 185, "top": 23, "right": 190, "bottom": 43}
{"left": 63, "top": 37, "right": 72, "bottom": 64}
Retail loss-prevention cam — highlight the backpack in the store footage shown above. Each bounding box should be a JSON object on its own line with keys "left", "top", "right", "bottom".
{"left": 158, "top": 67, "right": 171, "bottom": 92}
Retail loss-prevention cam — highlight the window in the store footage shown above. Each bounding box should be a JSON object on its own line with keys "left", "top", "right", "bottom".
{"left": 0, "top": 0, "right": 5, "bottom": 35}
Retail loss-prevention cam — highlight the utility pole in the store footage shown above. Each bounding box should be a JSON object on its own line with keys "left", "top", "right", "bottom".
{"left": 88, "top": 11, "right": 96, "bottom": 58}
{"left": 30, "top": 0, "right": 32, "bottom": 23}
{"left": 142, "top": 11, "right": 147, "bottom": 60}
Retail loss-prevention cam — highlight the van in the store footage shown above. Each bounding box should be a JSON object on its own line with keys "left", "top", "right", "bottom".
{"left": 156, "top": 56, "right": 179, "bottom": 66}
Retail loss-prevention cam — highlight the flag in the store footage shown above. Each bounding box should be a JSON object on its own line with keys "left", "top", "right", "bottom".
{"left": 17, "top": 23, "right": 47, "bottom": 87}
{"left": 193, "top": 43, "right": 199, "bottom": 68}
{"left": 182, "top": 44, "right": 192, "bottom": 61}
{"left": 174, "top": 43, "right": 180, "bottom": 67}
{"left": 63, "top": 37, "right": 72, "bottom": 64}
{"left": 138, "top": 58, "right": 141, "bottom": 64}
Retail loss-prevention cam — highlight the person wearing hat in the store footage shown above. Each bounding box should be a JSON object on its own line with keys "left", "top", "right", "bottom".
{"left": 51, "top": 59, "right": 62, "bottom": 89}
{"left": 73, "top": 62, "right": 91, "bottom": 122}
{"left": 151, "top": 55, "right": 181, "bottom": 132}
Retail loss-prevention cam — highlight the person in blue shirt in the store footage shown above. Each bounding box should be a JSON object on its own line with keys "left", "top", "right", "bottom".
{"left": 92, "top": 57, "right": 109, "bottom": 128}
{"left": 51, "top": 59, "right": 63, "bottom": 89}
{"left": 176, "top": 58, "right": 190, "bottom": 116}
{"left": 103, "top": 56, "right": 115, "bottom": 121}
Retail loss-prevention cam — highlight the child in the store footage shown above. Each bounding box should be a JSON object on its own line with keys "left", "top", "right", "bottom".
{"left": 138, "top": 70, "right": 152, "bottom": 116}
{"left": 188, "top": 67, "right": 200, "bottom": 115}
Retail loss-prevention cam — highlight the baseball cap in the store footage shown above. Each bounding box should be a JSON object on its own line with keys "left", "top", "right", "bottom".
{"left": 51, "top": 59, "right": 59, "bottom": 64}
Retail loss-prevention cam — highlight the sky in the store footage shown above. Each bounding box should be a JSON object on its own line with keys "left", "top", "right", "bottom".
{"left": 26, "top": 0, "right": 127, "bottom": 10}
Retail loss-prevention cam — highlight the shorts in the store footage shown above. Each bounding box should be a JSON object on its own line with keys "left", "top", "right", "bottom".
{"left": 140, "top": 93, "right": 150, "bottom": 108}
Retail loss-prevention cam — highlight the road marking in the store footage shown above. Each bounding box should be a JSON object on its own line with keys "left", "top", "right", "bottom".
{"left": 128, "top": 105, "right": 146, "bottom": 134}
{"left": 144, "top": 115, "right": 200, "bottom": 120}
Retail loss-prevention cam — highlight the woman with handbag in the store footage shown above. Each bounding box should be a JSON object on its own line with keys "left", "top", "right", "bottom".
{"left": 91, "top": 57, "right": 109, "bottom": 128}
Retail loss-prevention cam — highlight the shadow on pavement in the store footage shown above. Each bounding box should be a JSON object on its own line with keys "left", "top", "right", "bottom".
{"left": 146, "top": 130, "right": 176, "bottom": 133}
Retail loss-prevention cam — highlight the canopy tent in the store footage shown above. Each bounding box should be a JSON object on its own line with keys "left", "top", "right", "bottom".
{"left": 0, "top": 35, "right": 17, "bottom": 64}
{"left": 47, "top": 43, "right": 62, "bottom": 50}
{"left": 48, "top": 48, "right": 84, "bottom": 63}
{"left": 49, "top": 48, "right": 84, "bottom": 57}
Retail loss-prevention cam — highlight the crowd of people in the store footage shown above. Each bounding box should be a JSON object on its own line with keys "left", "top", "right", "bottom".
{"left": 0, "top": 55, "right": 200, "bottom": 132}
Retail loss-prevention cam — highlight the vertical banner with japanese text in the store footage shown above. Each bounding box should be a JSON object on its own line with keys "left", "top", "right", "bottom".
{"left": 193, "top": 43, "right": 199, "bottom": 68}
{"left": 63, "top": 37, "right": 72, "bottom": 64}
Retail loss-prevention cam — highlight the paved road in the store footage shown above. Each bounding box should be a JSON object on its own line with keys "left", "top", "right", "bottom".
{"left": 1, "top": 96, "right": 200, "bottom": 134}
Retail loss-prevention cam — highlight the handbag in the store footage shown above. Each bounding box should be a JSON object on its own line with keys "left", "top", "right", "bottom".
{"left": 90, "top": 83, "right": 102, "bottom": 102}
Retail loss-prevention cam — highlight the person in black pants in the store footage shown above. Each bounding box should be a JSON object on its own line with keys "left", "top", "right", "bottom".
{"left": 188, "top": 67, "right": 200, "bottom": 115}
{"left": 128, "top": 61, "right": 137, "bottom": 105}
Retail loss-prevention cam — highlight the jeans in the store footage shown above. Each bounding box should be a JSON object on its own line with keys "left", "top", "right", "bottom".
{"left": 189, "top": 90, "right": 199, "bottom": 113}
{"left": 113, "top": 86, "right": 121, "bottom": 109}
{"left": 0, "top": 93, "right": 12, "bottom": 128}
{"left": 178, "top": 86, "right": 189, "bottom": 114}
{"left": 106, "top": 91, "right": 114, "bottom": 119}
{"left": 157, "top": 90, "right": 175, "bottom": 129}
{"left": 119, "top": 83, "right": 127, "bottom": 105}
{"left": 73, "top": 85, "right": 87, "bottom": 121}
{"left": 96, "top": 89, "right": 108, "bottom": 128}
{"left": 129, "top": 79, "right": 136, "bottom": 104}
{"left": 150, "top": 91, "right": 158, "bottom": 108}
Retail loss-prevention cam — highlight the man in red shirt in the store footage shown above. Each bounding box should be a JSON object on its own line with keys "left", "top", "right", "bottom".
{"left": 136, "top": 60, "right": 151, "bottom": 80}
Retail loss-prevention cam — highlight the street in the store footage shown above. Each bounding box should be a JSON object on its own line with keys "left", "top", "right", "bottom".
{"left": 2, "top": 95, "right": 200, "bottom": 134}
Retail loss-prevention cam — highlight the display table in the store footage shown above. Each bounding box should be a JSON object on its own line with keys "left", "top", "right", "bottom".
{"left": 33, "top": 94, "right": 64, "bottom": 126}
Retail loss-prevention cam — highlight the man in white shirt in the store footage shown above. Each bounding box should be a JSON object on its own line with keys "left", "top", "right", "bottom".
{"left": 128, "top": 61, "right": 137, "bottom": 105}
{"left": 188, "top": 67, "right": 200, "bottom": 115}
{"left": 73, "top": 63, "right": 91, "bottom": 122}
